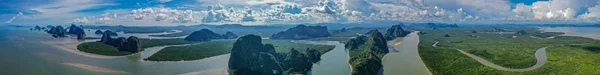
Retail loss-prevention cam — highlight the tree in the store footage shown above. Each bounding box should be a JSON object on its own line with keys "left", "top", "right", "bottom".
{"left": 305, "top": 48, "right": 321, "bottom": 63}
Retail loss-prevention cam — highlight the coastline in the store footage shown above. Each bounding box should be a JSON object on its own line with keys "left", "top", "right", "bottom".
{"left": 538, "top": 27, "right": 600, "bottom": 40}
{"left": 62, "top": 63, "right": 128, "bottom": 74}
{"left": 382, "top": 31, "right": 432, "bottom": 75}
{"left": 179, "top": 68, "right": 228, "bottom": 75}
{"left": 412, "top": 32, "right": 433, "bottom": 75}
{"left": 42, "top": 41, "right": 124, "bottom": 59}
{"left": 141, "top": 54, "right": 231, "bottom": 62}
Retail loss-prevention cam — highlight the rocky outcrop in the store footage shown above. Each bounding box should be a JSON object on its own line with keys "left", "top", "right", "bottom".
{"left": 384, "top": 24, "right": 411, "bottom": 40}
{"left": 270, "top": 24, "right": 330, "bottom": 40}
{"left": 33, "top": 25, "right": 42, "bottom": 31}
{"left": 95, "top": 30, "right": 103, "bottom": 34}
{"left": 345, "top": 30, "right": 389, "bottom": 75}
{"left": 68, "top": 24, "right": 86, "bottom": 40}
{"left": 184, "top": 29, "right": 238, "bottom": 41}
{"left": 229, "top": 34, "right": 320, "bottom": 75}
{"left": 47, "top": 26, "right": 66, "bottom": 38}
{"left": 426, "top": 23, "right": 459, "bottom": 30}
{"left": 229, "top": 34, "right": 283, "bottom": 75}
{"left": 222, "top": 31, "right": 239, "bottom": 39}
{"left": 99, "top": 32, "right": 140, "bottom": 53}
{"left": 103, "top": 30, "right": 118, "bottom": 36}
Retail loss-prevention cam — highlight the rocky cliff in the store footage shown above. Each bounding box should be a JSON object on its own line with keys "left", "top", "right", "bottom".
{"left": 270, "top": 24, "right": 330, "bottom": 40}
{"left": 384, "top": 24, "right": 411, "bottom": 40}
{"left": 184, "top": 29, "right": 238, "bottom": 41}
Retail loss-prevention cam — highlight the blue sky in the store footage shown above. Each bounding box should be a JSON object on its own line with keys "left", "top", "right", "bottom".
{"left": 1, "top": 0, "right": 599, "bottom": 26}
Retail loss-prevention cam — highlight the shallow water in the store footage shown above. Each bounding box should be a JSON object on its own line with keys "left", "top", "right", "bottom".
{"left": 539, "top": 27, "right": 600, "bottom": 40}
{"left": 309, "top": 41, "right": 351, "bottom": 75}
{"left": 382, "top": 32, "right": 431, "bottom": 75}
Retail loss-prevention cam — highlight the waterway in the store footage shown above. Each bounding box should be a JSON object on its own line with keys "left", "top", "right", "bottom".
{"left": 382, "top": 31, "right": 431, "bottom": 75}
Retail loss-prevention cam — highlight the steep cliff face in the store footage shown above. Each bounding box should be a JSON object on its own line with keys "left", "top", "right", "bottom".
{"left": 385, "top": 24, "right": 411, "bottom": 40}
{"left": 229, "top": 34, "right": 283, "bottom": 75}
{"left": 68, "top": 24, "right": 86, "bottom": 40}
{"left": 229, "top": 34, "right": 321, "bottom": 75}
{"left": 345, "top": 30, "right": 389, "bottom": 75}
{"left": 48, "top": 26, "right": 66, "bottom": 38}
{"left": 184, "top": 29, "right": 238, "bottom": 41}
{"left": 99, "top": 32, "right": 140, "bottom": 53}
{"left": 95, "top": 30, "right": 103, "bottom": 34}
{"left": 270, "top": 24, "right": 330, "bottom": 40}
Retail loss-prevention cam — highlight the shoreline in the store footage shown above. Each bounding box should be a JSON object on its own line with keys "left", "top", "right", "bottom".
{"left": 179, "top": 68, "right": 228, "bottom": 75}
{"left": 538, "top": 27, "right": 600, "bottom": 40}
{"left": 141, "top": 54, "right": 231, "bottom": 62}
{"left": 42, "top": 41, "right": 124, "bottom": 59}
{"left": 62, "top": 63, "right": 128, "bottom": 74}
{"left": 382, "top": 31, "right": 433, "bottom": 75}
{"left": 412, "top": 31, "right": 434, "bottom": 75}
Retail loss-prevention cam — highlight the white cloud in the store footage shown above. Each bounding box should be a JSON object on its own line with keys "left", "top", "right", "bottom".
{"left": 64, "top": 0, "right": 600, "bottom": 25}
{"left": 158, "top": 0, "right": 173, "bottom": 3}
{"left": 3, "top": 12, "right": 23, "bottom": 23}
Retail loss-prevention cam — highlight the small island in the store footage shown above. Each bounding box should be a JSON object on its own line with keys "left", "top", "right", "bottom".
{"left": 229, "top": 34, "right": 331, "bottom": 75}
{"left": 385, "top": 24, "right": 411, "bottom": 40}
{"left": 77, "top": 32, "right": 141, "bottom": 56}
{"left": 44, "top": 24, "right": 87, "bottom": 40}
{"left": 345, "top": 30, "right": 389, "bottom": 75}
{"left": 270, "top": 24, "right": 331, "bottom": 40}
{"left": 184, "top": 29, "right": 238, "bottom": 41}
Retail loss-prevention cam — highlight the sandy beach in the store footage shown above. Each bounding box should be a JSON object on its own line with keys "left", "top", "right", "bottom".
{"left": 42, "top": 41, "right": 123, "bottom": 59}
{"left": 62, "top": 63, "right": 128, "bottom": 74}
{"left": 179, "top": 68, "right": 228, "bottom": 75}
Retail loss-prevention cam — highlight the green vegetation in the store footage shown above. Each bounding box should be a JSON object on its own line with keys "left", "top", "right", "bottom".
{"left": 145, "top": 39, "right": 335, "bottom": 61}
{"left": 308, "top": 37, "right": 353, "bottom": 43}
{"left": 418, "top": 27, "right": 600, "bottom": 74}
{"left": 100, "top": 32, "right": 141, "bottom": 53}
{"left": 345, "top": 30, "right": 389, "bottom": 75}
{"left": 137, "top": 38, "right": 198, "bottom": 49}
{"left": 77, "top": 42, "right": 132, "bottom": 56}
{"left": 385, "top": 24, "right": 411, "bottom": 40}
{"left": 184, "top": 29, "right": 238, "bottom": 41}
{"left": 270, "top": 24, "right": 330, "bottom": 40}
{"left": 148, "top": 31, "right": 190, "bottom": 37}
{"left": 330, "top": 27, "right": 387, "bottom": 37}
{"left": 228, "top": 34, "right": 336, "bottom": 75}
{"left": 144, "top": 40, "right": 235, "bottom": 61}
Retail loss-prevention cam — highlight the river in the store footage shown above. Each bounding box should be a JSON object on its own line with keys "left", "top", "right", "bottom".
{"left": 0, "top": 26, "right": 351, "bottom": 75}
{"left": 381, "top": 31, "right": 431, "bottom": 75}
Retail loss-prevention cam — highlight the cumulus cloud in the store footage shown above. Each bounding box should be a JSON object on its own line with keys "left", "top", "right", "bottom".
{"left": 69, "top": 0, "right": 600, "bottom": 25}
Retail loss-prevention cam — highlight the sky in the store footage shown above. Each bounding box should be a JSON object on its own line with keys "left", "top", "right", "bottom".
{"left": 1, "top": 0, "right": 599, "bottom": 26}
